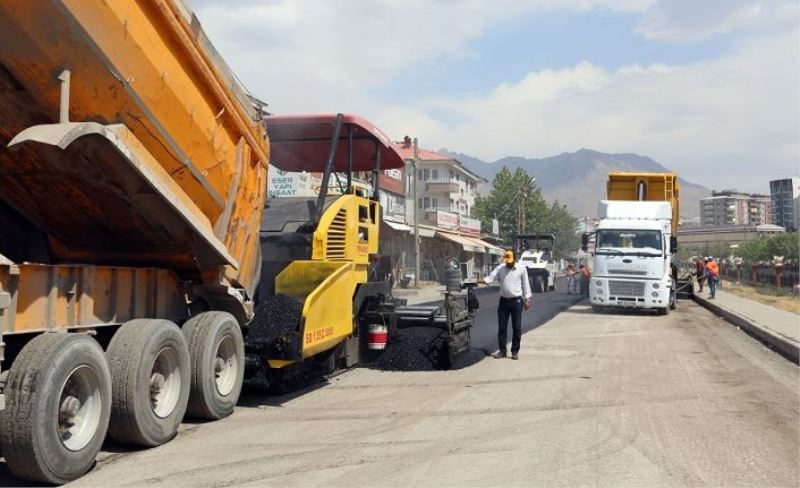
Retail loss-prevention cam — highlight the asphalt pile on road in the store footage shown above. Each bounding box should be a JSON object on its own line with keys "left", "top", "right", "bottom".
{"left": 245, "top": 293, "right": 303, "bottom": 353}
{"left": 365, "top": 326, "right": 485, "bottom": 371}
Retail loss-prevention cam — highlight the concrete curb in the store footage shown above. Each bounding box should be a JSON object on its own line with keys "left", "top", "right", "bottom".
{"left": 693, "top": 295, "right": 799, "bottom": 364}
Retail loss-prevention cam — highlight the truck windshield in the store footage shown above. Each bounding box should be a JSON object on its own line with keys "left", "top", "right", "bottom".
{"left": 596, "top": 230, "right": 662, "bottom": 252}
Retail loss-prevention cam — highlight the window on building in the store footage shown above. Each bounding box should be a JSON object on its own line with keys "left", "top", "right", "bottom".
{"left": 418, "top": 170, "right": 422, "bottom": 180}
{"left": 456, "top": 174, "right": 460, "bottom": 182}
{"left": 432, "top": 198, "right": 438, "bottom": 208}
{"left": 449, "top": 170, "right": 454, "bottom": 179}
{"left": 432, "top": 169, "right": 438, "bottom": 179}
{"left": 424, "top": 197, "right": 430, "bottom": 209}
{"left": 423, "top": 169, "right": 429, "bottom": 180}
{"left": 418, "top": 198, "right": 423, "bottom": 209}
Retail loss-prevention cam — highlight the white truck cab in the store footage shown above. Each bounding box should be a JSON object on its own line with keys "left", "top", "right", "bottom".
{"left": 588, "top": 201, "right": 677, "bottom": 314}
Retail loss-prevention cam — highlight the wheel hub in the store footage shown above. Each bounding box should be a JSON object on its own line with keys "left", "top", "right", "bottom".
{"left": 57, "top": 364, "right": 103, "bottom": 452}
{"left": 59, "top": 395, "right": 81, "bottom": 427}
{"left": 214, "top": 357, "right": 225, "bottom": 377}
{"left": 213, "top": 336, "right": 238, "bottom": 396}
{"left": 150, "top": 372, "right": 166, "bottom": 406}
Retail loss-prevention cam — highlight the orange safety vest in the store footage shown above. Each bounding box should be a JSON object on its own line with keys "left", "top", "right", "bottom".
{"left": 706, "top": 261, "right": 719, "bottom": 278}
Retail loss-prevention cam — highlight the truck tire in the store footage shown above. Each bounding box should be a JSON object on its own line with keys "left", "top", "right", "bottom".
{"left": 107, "top": 319, "right": 190, "bottom": 447}
{"left": 0, "top": 333, "right": 111, "bottom": 484}
{"left": 657, "top": 306, "right": 669, "bottom": 316}
{"left": 670, "top": 278, "right": 677, "bottom": 310}
{"left": 533, "top": 275, "right": 545, "bottom": 293}
{"left": 591, "top": 304, "right": 605, "bottom": 314}
{"left": 182, "top": 312, "right": 244, "bottom": 420}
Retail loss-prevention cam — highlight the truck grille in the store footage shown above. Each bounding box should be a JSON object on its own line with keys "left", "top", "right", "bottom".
{"left": 609, "top": 280, "right": 645, "bottom": 297}
{"left": 607, "top": 269, "right": 647, "bottom": 276}
{"left": 326, "top": 209, "right": 347, "bottom": 259}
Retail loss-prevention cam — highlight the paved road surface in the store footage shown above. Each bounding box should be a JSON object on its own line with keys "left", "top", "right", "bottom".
{"left": 468, "top": 279, "right": 583, "bottom": 354}
{"left": 3, "top": 293, "right": 798, "bottom": 487}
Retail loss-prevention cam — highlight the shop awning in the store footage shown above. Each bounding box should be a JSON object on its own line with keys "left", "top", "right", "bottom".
{"left": 436, "top": 231, "right": 485, "bottom": 253}
{"left": 407, "top": 225, "right": 436, "bottom": 238}
{"left": 465, "top": 236, "right": 505, "bottom": 255}
{"left": 383, "top": 220, "right": 411, "bottom": 232}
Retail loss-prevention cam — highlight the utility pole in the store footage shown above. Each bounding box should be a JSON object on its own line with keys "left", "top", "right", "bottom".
{"left": 413, "top": 138, "right": 420, "bottom": 289}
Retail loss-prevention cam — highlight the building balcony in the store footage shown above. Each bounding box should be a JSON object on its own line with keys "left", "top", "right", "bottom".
{"left": 426, "top": 180, "right": 460, "bottom": 193}
{"left": 425, "top": 206, "right": 459, "bottom": 213}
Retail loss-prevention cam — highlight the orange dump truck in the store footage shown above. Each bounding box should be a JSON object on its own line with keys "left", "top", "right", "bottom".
{"left": 0, "top": 1, "right": 268, "bottom": 483}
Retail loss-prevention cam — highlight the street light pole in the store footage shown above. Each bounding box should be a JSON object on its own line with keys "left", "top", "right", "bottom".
{"left": 413, "top": 138, "right": 420, "bottom": 289}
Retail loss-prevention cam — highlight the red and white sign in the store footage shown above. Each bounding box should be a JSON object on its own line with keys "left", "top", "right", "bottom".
{"left": 378, "top": 167, "right": 404, "bottom": 195}
{"left": 436, "top": 211, "right": 459, "bottom": 231}
{"left": 460, "top": 216, "right": 481, "bottom": 236}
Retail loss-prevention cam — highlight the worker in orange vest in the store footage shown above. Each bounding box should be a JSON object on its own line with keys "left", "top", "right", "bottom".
{"left": 579, "top": 263, "right": 591, "bottom": 297}
{"left": 705, "top": 256, "right": 720, "bottom": 299}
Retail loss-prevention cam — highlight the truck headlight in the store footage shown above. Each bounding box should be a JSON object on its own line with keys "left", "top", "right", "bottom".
{"left": 651, "top": 292, "right": 659, "bottom": 297}
{"left": 652, "top": 283, "right": 660, "bottom": 289}
{"left": 595, "top": 280, "right": 602, "bottom": 287}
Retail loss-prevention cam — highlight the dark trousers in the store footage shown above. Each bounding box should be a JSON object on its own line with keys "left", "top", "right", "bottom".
{"left": 708, "top": 276, "right": 718, "bottom": 298}
{"left": 497, "top": 296, "right": 523, "bottom": 354}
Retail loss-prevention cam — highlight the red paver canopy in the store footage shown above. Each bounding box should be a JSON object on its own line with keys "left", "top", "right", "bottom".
{"left": 265, "top": 114, "right": 405, "bottom": 172}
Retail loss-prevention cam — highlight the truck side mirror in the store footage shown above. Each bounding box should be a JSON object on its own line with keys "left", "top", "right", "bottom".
{"left": 670, "top": 236, "right": 678, "bottom": 253}
{"left": 581, "top": 233, "right": 589, "bottom": 252}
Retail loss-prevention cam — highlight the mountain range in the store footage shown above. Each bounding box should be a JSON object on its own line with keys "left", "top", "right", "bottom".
{"left": 439, "top": 148, "right": 710, "bottom": 220}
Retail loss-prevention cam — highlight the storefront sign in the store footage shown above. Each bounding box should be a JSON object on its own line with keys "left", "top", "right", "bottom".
{"left": 267, "top": 166, "right": 322, "bottom": 198}
{"left": 436, "top": 211, "right": 459, "bottom": 231}
{"left": 378, "top": 167, "right": 404, "bottom": 195}
{"left": 460, "top": 216, "right": 481, "bottom": 236}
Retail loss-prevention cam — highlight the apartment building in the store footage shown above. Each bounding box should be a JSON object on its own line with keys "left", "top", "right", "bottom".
{"left": 700, "top": 190, "right": 771, "bottom": 226}
{"left": 411, "top": 150, "right": 485, "bottom": 219}
{"left": 769, "top": 176, "right": 800, "bottom": 231}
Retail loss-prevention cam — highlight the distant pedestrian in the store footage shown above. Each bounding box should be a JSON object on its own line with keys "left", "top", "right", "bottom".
{"left": 695, "top": 258, "right": 706, "bottom": 292}
{"left": 484, "top": 249, "right": 532, "bottom": 360}
{"left": 706, "top": 256, "right": 719, "bottom": 299}
{"left": 579, "top": 263, "right": 591, "bottom": 297}
{"left": 566, "top": 263, "right": 578, "bottom": 294}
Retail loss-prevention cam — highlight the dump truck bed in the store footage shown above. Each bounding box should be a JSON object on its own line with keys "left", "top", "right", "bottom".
{"left": 607, "top": 172, "right": 680, "bottom": 235}
{"left": 0, "top": 0, "right": 268, "bottom": 292}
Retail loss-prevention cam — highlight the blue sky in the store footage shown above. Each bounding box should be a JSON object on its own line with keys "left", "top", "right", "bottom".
{"left": 193, "top": 1, "right": 798, "bottom": 194}
{"left": 379, "top": 9, "right": 730, "bottom": 101}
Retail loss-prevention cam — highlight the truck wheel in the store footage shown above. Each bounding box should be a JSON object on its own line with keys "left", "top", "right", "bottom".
{"left": 107, "top": 319, "right": 189, "bottom": 446}
{"left": 0, "top": 333, "right": 111, "bottom": 484}
{"left": 670, "top": 278, "right": 677, "bottom": 310}
{"left": 533, "top": 276, "right": 545, "bottom": 293}
{"left": 182, "top": 312, "right": 244, "bottom": 420}
{"left": 591, "top": 305, "right": 605, "bottom": 314}
{"left": 658, "top": 306, "right": 669, "bottom": 316}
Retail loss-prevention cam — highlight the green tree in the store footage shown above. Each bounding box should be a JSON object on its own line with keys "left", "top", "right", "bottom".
{"left": 734, "top": 233, "right": 799, "bottom": 262}
{"left": 474, "top": 167, "right": 579, "bottom": 257}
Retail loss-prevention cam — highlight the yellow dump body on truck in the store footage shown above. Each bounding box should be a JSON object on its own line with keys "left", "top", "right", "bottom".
{"left": 0, "top": 0, "right": 269, "bottom": 330}
{"left": 0, "top": 0, "right": 268, "bottom": 288}
{"left": 0, "top": 2, "right": 270, "bottom": 483}
{"left": 607, "top": 172, "right": 680, "bottom": 235}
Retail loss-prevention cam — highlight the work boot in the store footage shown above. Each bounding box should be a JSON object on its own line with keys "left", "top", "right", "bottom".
{"left": 494, "top": 351, "right": 507, "bottom": 359}
{"left": 511, "top": 352, "right": 519, "bottom": 360}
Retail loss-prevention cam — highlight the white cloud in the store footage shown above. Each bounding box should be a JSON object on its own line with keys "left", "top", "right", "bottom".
{"left": 377, "top": 26, "right": 798, "bottom": 192}
{"left": 636, "top": 0, "right": 798, "bottom": 43}
{"left": 191, "top": 0, "right": 654, "bottom": 113}
{"left": 190, "top": 0, "right": 799, "bottom": 192}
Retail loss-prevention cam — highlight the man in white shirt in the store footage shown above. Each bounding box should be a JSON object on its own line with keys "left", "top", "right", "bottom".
{"left": 484, "top": 249, "right": 532, "bottom": 360}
